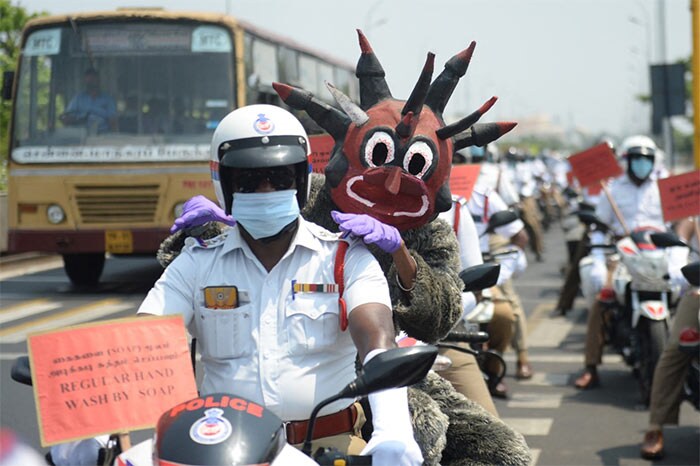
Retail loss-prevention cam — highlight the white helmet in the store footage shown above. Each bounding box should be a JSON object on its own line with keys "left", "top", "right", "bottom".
{"left": 618, "top": 135, "right": 657, "bottom": 159}
{"left": 210, "top": 105, "right": 311, "bottom": 214}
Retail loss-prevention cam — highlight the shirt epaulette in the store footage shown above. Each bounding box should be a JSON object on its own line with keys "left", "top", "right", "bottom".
{"left": 184, "top": 231, "right": 230, "bottom": 250}
{"left": 306, "top": 222, "right": 344, "bottom": 243}
{"left": 451, "top": 194, "right": 467, "bottom": 206}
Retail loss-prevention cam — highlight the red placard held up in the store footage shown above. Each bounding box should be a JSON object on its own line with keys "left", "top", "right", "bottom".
{"left": 449, "top": 164, "right": 482, "bottom": 202}
{"left": 657, "top": 170, "right": 700, "bottom": 222}
{"left": 28, "top": 316, "right": 197, "bottom": 446}
{"left": 308, "top": 134, "right": 335, "bottom": 174}
{"left": 568, "top": 143, "right": 623, "bottom": 188}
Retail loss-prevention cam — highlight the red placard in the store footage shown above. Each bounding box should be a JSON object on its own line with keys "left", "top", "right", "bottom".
{"left": 308, "top": 134, "right": 335, "bottom": 174}
{"left": 28, "top": 316, "right": 197, "bottom": 446}
{"left": 449, "top": 164, "right": 482, "bottom": 202}
{"left": 657, "top": 170, "right": 700, "bottom": 222}
{"left": 568, "top": 143, "right": 623, "bottom": 188}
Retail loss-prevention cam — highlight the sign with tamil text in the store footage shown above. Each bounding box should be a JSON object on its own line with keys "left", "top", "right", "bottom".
{"left": 309, "top": 134, "right": 335, "bottom": 174}
{"left": 567, "top": 143, "right": 622, "bottom": 188}
{"left": 657, "top": 170, "right": 700, "bottom": 222}
{"left": 12, "top": 144, "right": 210, "bottom": 164}
{"left": 449, "top": 164, "right": 482, "bottom": 202}
{"left": 28, "top": 316, "right": 197, "bottom": 446}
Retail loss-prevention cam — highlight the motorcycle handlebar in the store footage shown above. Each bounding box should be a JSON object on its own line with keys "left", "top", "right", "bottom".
{"left": 443, "top": 330, "right": 490, "bottom": 344}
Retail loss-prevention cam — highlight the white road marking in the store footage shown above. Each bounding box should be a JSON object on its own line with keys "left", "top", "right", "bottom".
{"left": 0, "top": 257, "right": 64, "bottom": 280}
{"left": 528, "top": 316, "right": 575, "bottom": 348}
{"left": 529, "top": 448, "right": 541, "bottom": 466}
{"left": 0, "top": 299, "right": 136, "bottom": 344}
{"left": 502, "top": 417, "right": 553, "bottom": 436}
{"left": 0, "top": 299, "right": 63, "bottom": 325}
{"left": 504, "top": 353, "right": 623, "bottom": 364}
{"left": 507, "top": 393, "right": 563, "bottom": 409}
{"left": 0, "top": 352, "right": 29, "bottom": 361}
{"left": 514, "top": 372, "right": 571, "bottom": 387}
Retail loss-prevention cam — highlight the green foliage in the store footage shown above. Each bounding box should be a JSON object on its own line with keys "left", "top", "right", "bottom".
{"left": 0, "top": 1, "right": 47, "bottom": 191}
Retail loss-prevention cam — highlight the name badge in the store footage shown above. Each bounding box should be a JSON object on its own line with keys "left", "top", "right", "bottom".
{"left": 204, "top": 286, "right": 239, "bottom": 309}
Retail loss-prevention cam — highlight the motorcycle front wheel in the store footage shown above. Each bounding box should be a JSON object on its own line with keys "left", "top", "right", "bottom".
{"left": 637, "top": 318, "right": 668, "bottom": 406}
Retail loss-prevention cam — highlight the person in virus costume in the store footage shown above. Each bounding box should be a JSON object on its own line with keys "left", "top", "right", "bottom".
{"left": 159, "top": 30, "right": 531, "bottom": 466}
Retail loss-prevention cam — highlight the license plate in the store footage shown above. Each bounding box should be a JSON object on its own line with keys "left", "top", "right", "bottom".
{"left": 105, "top": 230, "right": 133, "bottom": 254}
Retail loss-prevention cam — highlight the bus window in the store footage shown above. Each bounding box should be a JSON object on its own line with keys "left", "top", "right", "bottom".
{"left": 298, "top": 54, "right": 319, "bottom": 98}
{"left": 277, "top": 46, "right": 299, "bottom": 86}
{"left": 12, "top": 21, "right": 236, "bottom": 163}
{"left": 333, "top": 67, "right": 354, "bottom": 100}
{"left": 317, "top": 61, "right": 333, "bottom": 96}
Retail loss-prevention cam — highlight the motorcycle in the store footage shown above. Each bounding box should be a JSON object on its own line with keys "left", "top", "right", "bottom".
{"left": 578, "top": 212, "right": 678, "bottom": 405}
{"left": 12, "top": 346, "right": 438, "bottom": 466}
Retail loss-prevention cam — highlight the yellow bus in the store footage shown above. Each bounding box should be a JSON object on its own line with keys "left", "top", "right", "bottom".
{"left": 4, "top": 9, "right": 357, "bottom": 286}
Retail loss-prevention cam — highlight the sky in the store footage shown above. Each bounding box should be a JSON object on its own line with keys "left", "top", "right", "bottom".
{"left": 15, "top": 0, "right": 694, "bottom": 140}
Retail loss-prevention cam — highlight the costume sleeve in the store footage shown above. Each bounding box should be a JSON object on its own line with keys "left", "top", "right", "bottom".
{"left": 388, "top": 219, "right": 464, "bottom": 344}
{"left": 137, "top": 246, "right": 197, "bottom": 325}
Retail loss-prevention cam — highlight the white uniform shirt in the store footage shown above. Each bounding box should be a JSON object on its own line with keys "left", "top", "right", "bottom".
{"left": 437, "top": 196, "right": 481, "bottom": 317}
{"left": 137, "top": 218, "right": 391, "bottom": 421}
{"left": 476, "top": 162, "right": 520, "bottom": 207}
{"left": 509, "top": 161, "right": 537, "bottom": 198}
{"left": 595, "top": 173, "right": 665, "bottom": 237}
{"left": 467, "top": 187, "right": 526, "bottom": 253}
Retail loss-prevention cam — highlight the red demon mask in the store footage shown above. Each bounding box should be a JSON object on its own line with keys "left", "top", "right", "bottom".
{"left": 274, "top": 30, "right": 515, "bottom": 231}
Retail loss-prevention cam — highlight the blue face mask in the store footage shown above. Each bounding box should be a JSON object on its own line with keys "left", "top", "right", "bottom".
{"left": 232, "top": 190, "right": 300, "bottom": 240}
{"left": 629, "top": 156, "right": 654, "bottom": 181}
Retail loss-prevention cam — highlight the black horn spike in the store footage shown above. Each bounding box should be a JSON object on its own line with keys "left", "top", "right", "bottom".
{"left": 453, "top": 122, "right": 517, "bottom": 151}
{"left": 425, "top": 41, "right": 476, "bottom": 115}
{"left": 401, "top": 52, "right": 435, "bottom": 117}
{"left": 436, "top": 96, "right": 498, "bottom": 140}
{"left": 356, "top": 29, "right": 392, "bottom": 110}
{"left": 273, "top": 82, "right": 350, "bottom": 140}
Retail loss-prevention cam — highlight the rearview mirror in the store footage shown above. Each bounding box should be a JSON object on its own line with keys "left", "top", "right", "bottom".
{"left": 302, "top": 345, "right": 437, "bottom": 455}
{"left": 459, "top": 263, "right": 501, "bottom": 292}
{"left": 343, "top": 345, "right": 438, "bottom": 398}
{"left": 483, "top": 210, "right": 519, "bottom": 235}
{"left": 681, "top": 261, "right": 699, "bottom": 287}
{"left": 576, "top": 211, "right": 608, "bottom": 232}
{"left": 650, "top": 232, "right": 687, "bottom": 249}
{"left": 11, "top": 356, "right": 32, "bottom": 386}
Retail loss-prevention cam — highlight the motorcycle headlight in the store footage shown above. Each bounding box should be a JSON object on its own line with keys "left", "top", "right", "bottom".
{"left": 47, "top": 204, "right": 66, "bottom": 224}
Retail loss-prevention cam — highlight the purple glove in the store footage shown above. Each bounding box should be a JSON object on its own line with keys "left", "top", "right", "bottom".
{"left": 331, "top": 210, "right": 403, "bottom": 253}
{"left": 170, "top": 195, "right": 235, "bottom": 234}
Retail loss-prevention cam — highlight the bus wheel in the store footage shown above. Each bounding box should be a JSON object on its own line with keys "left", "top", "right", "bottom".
{"left": 62, "top": 253, "right": 105, "bottom": 287}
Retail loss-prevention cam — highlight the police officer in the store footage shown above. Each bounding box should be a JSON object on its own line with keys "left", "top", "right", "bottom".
{"left": 138, "top": 105, "right": 422, "bottom": 466}
{"left": 467, "top": 185, "right": 534, "bottom": 384}
{"left": 574, "top": 135, "right": 667, "bottom": 389}
{"left": 437, "top": 193, "right": 507, "bottom": 413}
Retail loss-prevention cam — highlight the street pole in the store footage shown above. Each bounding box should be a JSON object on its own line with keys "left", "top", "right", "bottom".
{"left": 692, "top": 0, "right": 700, "bottom": 169}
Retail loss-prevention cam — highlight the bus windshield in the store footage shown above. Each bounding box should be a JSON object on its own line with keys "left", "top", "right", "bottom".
{"left": 12, "top": 21, "right": 235, "bottom": 164}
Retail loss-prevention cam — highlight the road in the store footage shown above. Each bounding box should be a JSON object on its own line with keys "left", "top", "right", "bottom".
{"left": 0, "top": 225, "right": 698, "bottom": 465}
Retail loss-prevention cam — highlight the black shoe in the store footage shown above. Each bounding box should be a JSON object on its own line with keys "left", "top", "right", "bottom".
{"left": 490, "top": 380, "right": 508, "bottom": 399}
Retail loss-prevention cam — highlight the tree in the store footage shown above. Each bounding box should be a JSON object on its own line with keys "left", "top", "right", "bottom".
{"left": 0, "top": 1, "right": 46, "bottom": 190}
